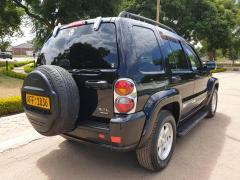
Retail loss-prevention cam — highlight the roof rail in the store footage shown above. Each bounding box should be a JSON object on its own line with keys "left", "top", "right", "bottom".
{"left": 118, "top": 11, "right": 176, "bottom": 33}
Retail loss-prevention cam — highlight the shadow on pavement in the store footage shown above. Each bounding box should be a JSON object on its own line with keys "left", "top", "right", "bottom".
{"left": 37, "top": 112, "right": 230, "bottom": 180}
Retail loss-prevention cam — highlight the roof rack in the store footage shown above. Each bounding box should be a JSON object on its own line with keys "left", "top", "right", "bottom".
{"left": 118, "top": 11, "right": 176, "bottom": 33}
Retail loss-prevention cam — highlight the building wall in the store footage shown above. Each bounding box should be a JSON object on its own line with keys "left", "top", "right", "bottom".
{"left": 12, "top": 48, "right": 33, "bottom": 56}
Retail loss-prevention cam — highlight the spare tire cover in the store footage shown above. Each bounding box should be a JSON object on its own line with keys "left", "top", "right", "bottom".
{"left": 21, "top": 65, "right": 80, "bottom": 136}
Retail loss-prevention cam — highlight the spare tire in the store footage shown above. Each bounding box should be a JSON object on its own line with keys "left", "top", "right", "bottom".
{"left": 21, "top": 65, "right": 80, "bottom": 136}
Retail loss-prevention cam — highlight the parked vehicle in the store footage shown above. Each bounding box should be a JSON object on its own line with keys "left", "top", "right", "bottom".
{"left": 0, "top": 52, "right": 12, "bottom": 59}
{"left": 21, "top": 12, "right": 219, "bottom": 171}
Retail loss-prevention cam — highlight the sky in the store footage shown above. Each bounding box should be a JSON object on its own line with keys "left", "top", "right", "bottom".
{"left": 11, "top": 17, "right": 34, "bottom": 46}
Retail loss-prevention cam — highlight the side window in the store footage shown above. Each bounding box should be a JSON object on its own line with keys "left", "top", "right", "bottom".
{"left": 161, "top": 36, "right": 189, "bottom": 72}
{"left": 183, "top": 44, "right": 201, "bottom": 70}
{"left": 133, "top": 26, "right": 163, "bottom": 72}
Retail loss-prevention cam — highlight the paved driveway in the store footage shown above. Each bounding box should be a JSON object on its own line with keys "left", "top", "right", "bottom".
{"left": 0, "top": 71, "right": 240, "bottom": 180}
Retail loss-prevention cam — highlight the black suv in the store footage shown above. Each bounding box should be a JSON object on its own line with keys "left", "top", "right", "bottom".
{"left": 21, "top": 12, "right": 219, "bottom": 171}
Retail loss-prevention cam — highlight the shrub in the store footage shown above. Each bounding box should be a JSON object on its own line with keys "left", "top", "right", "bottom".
{"left": 13, "top": 60, "right": 34, "bottom": 67}
{"left": 211, "top": 68, "right": 227, "bottom": 73}
{"left": 8, "top": 64, "right": 14, "bottom": 70}
{"left": 2, "top": 70, "right": 27, "bottom": 79}
{"left": 24, "top": 63, "right": 35, "bottom": 73}
{"left": 0, "top": 60, "right": 33, "bottom": 69}
{"left": 0, "top": 96, "right": 23, "bottom": 116}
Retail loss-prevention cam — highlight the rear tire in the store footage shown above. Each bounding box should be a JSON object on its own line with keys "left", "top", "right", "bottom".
{"left": 136, "top": 110, "right": 176, "bottom": 171}
{"left": 206, "top": 89, "right": 218, "bottom": 118}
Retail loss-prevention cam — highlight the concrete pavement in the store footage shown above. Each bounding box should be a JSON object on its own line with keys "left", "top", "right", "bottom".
{"left": 0, "top": 71, "right": 240, "bottom": 180}
{"left": 0, "top": 113, "right": 43, "bottom": 153}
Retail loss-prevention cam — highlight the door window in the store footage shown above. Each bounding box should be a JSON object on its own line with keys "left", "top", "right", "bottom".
{"left": 161, "top": 36, "right": 190, "bottom": 72}
{"left": 182, "top": 44, "right": 201, "bottom": 71}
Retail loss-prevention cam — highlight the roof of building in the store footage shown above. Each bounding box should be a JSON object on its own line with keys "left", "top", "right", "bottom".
{"left": 13, "top": 42, "right": 33, "bottom": 49}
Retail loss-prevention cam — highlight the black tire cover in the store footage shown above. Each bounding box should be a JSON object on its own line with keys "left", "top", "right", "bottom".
{"left": 21, "top": 65, "right": 80, "bottom": 136}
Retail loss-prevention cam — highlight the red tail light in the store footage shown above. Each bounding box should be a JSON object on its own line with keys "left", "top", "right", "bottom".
{"left": 115, "top": 97, "right": 134, "bottom": 113}
{"left": 115, "top": 80, "right": 134, "bottom": 96}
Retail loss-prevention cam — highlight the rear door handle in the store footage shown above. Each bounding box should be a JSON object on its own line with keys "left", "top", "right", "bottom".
{"left": 85, "top": 80, "right": 108, "bottom": 89}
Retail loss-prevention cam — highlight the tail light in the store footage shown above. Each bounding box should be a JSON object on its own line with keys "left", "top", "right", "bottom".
{"left": 115, "top": 80, "right": 134, "bottom": 96}
{"left": 115, "top": 97, "right": 134, "bottom": 113}
{"left": 114, "top": 78, "right": 137, "bottom": 114}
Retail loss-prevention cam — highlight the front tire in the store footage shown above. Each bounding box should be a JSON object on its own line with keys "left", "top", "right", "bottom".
{"left": 206, "top": 89, "right": 218, "bottom": 118}
{"left": 136, "top": 110, "right": 176, "bottom": 171}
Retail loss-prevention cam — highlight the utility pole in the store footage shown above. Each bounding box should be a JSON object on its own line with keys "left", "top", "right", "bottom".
{"left": 156, "top": 0, "right": 160, "bottom": 22}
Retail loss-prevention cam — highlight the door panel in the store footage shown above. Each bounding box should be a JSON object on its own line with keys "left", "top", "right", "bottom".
{"left": 159, "top": 34, "right": 195, "bottom": 118}
{"left": 182, "top": 43, "right": 209, "bottom": 108}
{"left": 169, "top": 71, "right": 195, "bottom": 117}
{"left": 193, "top": 70, "right": 209, "bottom": 107}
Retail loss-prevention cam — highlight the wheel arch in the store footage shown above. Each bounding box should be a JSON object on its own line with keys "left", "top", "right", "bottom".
{"left": 207, "top": 77, "right": 219, "bottom": 104}
{"left": 138, "top": 88, "right": 182, "bottom": 147}
{"left": 207, "top": 77, "right": 219, "bottom": 94}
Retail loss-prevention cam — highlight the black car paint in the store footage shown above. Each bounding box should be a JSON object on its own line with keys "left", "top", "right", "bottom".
{"left": 35, "top": 17, "right": 218, "bottom": 151}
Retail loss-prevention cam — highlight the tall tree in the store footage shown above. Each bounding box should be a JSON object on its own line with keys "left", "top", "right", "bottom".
{"left": 0, "top": 0, "right": 23, "bottom": 51}
{"left": 122, "top": 0, "right": 240, "bottom": 60}
{"left": 12, "top": 0, "right": 121, "bottom": 49}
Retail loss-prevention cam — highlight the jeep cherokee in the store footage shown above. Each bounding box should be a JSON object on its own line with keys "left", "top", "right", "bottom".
{"left": 21, "top": 12, "right": 219, "bottom": 171}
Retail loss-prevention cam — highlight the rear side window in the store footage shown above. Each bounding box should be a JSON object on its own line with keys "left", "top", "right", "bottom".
{"left": 133, "top": 26, "right": 163, "bottom": 73}
{"left": 40, "top": 23, "right": 118, "bottom": 69}
{"left": 161, "top": 36, "right": 189, "bottom": 72}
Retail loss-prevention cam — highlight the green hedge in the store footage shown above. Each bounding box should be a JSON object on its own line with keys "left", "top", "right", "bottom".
{"left": 0, "top": 96, "right": 23, "bottom": 116}
{"left": 0, "top": 60, "right": 33, "bottom": 68}
{"left": 211, "top": 68, "right": 227, "bottom": 73}
{"left": 24, "top": 63, "right": 35, "bottom": 73}
{"left": 13, "top": 60, "right": 34, "bottom": 67}
{"left": 2, "top": 70, "right": 27, "bottom": 79}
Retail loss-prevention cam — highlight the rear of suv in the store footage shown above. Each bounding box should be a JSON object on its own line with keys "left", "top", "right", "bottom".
{"left": 21, "top": 12, "right": 219, "bottom": 171}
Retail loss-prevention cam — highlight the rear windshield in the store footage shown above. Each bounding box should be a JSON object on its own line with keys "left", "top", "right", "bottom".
{"left": 40, "top": 23, "right": 118, "bottom": 69}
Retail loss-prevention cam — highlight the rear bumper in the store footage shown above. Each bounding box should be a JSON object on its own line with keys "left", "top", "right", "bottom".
{"left": 63, "top": 111, "right": 146, "bottom": 152}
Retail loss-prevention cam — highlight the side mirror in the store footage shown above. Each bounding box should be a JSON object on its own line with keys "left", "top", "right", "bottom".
{"left": 203, "top": 61, "right": 217, "bottom": 70}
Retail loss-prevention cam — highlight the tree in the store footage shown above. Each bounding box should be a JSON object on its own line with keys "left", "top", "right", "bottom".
{"left": 227, "top": 28, "right": 240, "bottom": 64}
{"left": 121, "top": 0, "right": 240, "bottom": 60}
{"left": 12, "top": 0, "right": 121, "bottom": 49}
{"left": 0, "top": 0, "right": 23, "bottom": 51}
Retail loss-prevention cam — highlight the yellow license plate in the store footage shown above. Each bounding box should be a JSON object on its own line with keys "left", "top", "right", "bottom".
{"left": 26, "top": 94, "right": 50, "bottom": 110}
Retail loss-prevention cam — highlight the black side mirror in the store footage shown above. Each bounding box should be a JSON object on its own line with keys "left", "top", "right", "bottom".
{"left": 203, "top": 61, "right": 217, "bottom": 70}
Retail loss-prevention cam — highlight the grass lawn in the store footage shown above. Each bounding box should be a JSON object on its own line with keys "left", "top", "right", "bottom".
{"left": 0, "top": 73, "right": 23, "bottom": 98}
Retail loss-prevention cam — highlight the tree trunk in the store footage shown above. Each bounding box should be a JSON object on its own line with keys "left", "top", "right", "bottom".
{"left": 207, "top": 49, "right": 216, "bottom": 61}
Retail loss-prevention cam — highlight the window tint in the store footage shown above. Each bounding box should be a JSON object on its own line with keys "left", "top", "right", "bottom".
{"left": 161, "top": 36, "right": 189, "bottom": 72}
{"left": 182, "top": 44, "right": 201, "bottom": 70}
{"left": 40, "top": 23, "right": 118, "bottom": 69}
{"left": 167, "top": 39, "right": 189, "bottom": 71}
{"left": 133, "top": 26, "right": 163, "bottom": 72}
